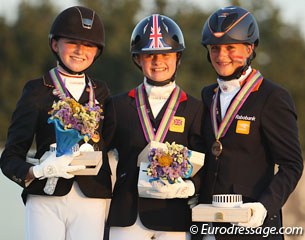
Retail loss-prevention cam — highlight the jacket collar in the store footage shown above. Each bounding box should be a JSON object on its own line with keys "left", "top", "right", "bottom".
{"left": 42, "top": 70, "right": 97, "bottom": 89}
{"left": 213, "top": 71, "right": 263, "bottom": 93}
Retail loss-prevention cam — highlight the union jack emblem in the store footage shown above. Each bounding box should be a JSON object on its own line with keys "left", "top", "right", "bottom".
{"left": 142, "top": 14, "right": 172, "bottom": 51}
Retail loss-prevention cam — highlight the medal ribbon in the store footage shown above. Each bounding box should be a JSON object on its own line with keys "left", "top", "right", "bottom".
{"left": 135, "top": 83, "right": 181, "bottom": 143}
{"left": 49, "top": 68, "right": 96, "bottom": 107}
{"left": 211, "top": 69, "right": 263, "bottom": 140}
{"left": 49, "top": 68, "right": 70, "bottom": 98}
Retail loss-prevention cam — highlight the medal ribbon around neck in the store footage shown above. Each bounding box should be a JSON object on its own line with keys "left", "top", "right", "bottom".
{"left": 135, "top": 83, "right": 181, "bottom": 143}
{"left": 49, "top": 68, "right": 96, "bottom": 107}
{"left": 211, "top": 69, "right": 263, "bottom": 140}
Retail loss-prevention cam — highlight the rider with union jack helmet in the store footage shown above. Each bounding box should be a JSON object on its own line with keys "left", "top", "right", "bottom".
{"left": 130, "top": 14, "right": 185, "bottom": 85}
{"left": 103, "top": 14, "right": 205, "bottom": 239}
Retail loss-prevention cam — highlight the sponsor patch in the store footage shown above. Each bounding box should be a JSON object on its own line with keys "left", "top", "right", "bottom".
{"left": 236, "top": 120, "right": 251, "bottom": 135}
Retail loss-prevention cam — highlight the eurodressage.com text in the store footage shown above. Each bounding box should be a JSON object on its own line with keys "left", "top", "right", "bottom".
{"left": 189, "top": 224, "right": 304, "bottom": 238}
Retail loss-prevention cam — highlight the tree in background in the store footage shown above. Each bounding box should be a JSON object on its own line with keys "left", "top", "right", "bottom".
{"left": 0, "top": 1, "right": 57, "bottom": 140}
{"left": 0, "top": 0, "right": 304, "bottom": 237}
{"left": 0, "top": 0, "right": 304, "bottom": 150}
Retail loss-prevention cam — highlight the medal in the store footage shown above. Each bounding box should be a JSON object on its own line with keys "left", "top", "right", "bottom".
{"left": 91, "top": 131, "right": 100, "bottom": 143}
{"left": 211, "top": 140, "right": 222, "bottom": 158}
{"left": 52, "top": 89, "right": 60, "bottom": 96}
{"left": 210, "top": 70, "right": 263, "bottom": 160}
{"left": 49, "top": 68, "right": 96, "bottom": 108}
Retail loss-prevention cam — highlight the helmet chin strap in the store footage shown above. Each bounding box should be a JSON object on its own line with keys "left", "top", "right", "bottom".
{"left": 145, "top": 64, "right": 178, "bottom": 86}
{"left": 146, "top": 77, "right": 174, "bottom": 86}
{"left": 206, "top": 49, "right": 255, "bottom": 81}
{"left": 213, "top": 53, "right": 254, "bottom": 81}
{"left": 217, "top": 65, "right": 249, "bottom": 81}
{"left": 58, "top": 60, "right": 84, "bottom": 75}
{"left": 142, "top": 52, "right": 182, "bottom": 86}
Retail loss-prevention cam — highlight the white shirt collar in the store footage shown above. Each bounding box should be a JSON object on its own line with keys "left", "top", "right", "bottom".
{"left": 143, "top": 77, "right": 176, "bottom": 100}
{"left": 217, "top": 67, "right": 252, "bottom": 93}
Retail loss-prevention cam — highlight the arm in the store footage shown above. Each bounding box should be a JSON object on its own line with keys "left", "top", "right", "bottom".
{"left": 258, "top": 87, "right": 303, "bottom": 216}
{"left": 236, "top": 86, "right": 303, "bottom": 228}
{"left": 188, "top": 99, "right": 206, "bottom": 194}
{"left": 102, "top": 96, "right": 117, "bottom": 151}
{"left": 0, "top": 81, "right": 40, "bottom": 188}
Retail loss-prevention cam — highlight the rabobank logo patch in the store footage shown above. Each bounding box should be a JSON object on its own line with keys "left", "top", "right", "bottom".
{"left": 236, "top": 120, "right": 251, "bottom": 135}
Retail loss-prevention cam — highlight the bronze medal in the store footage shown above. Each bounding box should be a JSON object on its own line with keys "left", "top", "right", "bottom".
{"left": 91, "top": 131, "right": 100, "bottom": 143}
{"left": 211, "top": 140, "right": 222, "bottom": 158}
{"left": 210, "top": 71, "right": 263, "bottom": 161}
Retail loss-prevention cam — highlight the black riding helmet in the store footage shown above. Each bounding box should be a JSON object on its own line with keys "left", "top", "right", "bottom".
{"left": 130, "top": 14, "right": 185, "bottom": 85}
{"left": 49, "top": 6, "right": 105, "bottom": 74}
{"left": 201, "top": 6, "right": 259, "bottom": 80}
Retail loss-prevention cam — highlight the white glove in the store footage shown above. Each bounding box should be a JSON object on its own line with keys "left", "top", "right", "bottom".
{"left": 188, "top": 194, "right": 199, "bottom": 208}
{"left": 236, "top": 202, "right": 267, "bottom": 228}
{"left": 145, "top": 178, "right": 195, "bottom": 199}
{"left": 32, "top": 151, "right": 85, "bottom": 179}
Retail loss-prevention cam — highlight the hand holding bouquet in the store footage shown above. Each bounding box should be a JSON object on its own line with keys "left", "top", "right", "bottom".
{"left": 41, "top": 97, "right": 103, "bottom": 195}
{"left": 138, "top": 141, "right": 204, "bottom": 199}
{"left": 48, "top": 97, "right": 103, "bottom": 156}
{"left": 146, "top": 141, "right": 193, "bottom": 184}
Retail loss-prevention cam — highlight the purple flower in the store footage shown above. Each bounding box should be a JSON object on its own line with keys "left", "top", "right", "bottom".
{"left": 48, "top": 97, "right": 103, "bottom": 140}
{"left": 147, "top": 142, "right": 192, "bottom": 183}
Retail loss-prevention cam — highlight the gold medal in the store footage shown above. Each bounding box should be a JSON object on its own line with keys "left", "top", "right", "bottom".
{"left": 91, "top": 131, "right": 100, "bottom": 143}
{"left": 211, "top": 140, "right": 222, "bottom": 158}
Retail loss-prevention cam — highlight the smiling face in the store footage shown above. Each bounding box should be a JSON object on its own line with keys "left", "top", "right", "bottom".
{"left": 51, "top": 38, "right": 98, "bottom": 73}
{"left": 135, "top": 53, "right": 177, "bottom": 82}
{"left": 208, "top": 43, "right": 253, "bottom": 77}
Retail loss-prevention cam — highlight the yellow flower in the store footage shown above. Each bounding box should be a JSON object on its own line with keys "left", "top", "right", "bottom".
{"left": 157, "top": 154, "right": 173, "bottom": 167}
{"left": 48, "top": 97, "right": 103, "bottom": 138}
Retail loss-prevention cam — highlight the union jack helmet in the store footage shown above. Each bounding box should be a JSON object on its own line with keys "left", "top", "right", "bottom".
{"left": 201, "top": 6, "right": 259, "bottom": 47}
{"left": 130, "top": 14, "right": 185, "bottom": 54}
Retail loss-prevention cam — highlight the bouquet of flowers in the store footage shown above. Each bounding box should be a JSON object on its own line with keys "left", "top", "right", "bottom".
{"left": 146, "top": 142, "right": 193, "bottom": 184}
{"left": 48, "top": 97, "right": 103, "bottom": 156}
